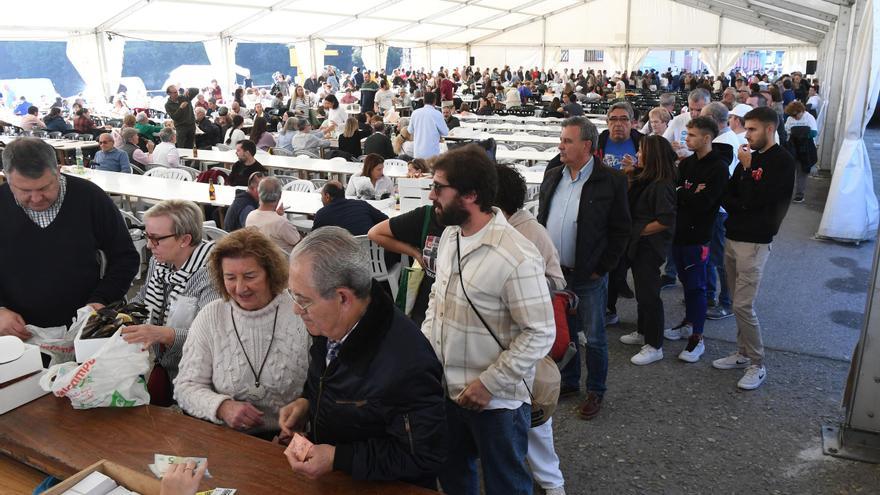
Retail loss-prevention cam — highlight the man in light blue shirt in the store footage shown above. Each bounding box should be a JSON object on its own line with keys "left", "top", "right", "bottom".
{"left": 537, "top": 116, "right": 631, "bottom": 421}
{"left": 94, "top": 133, "right": 131, "bottom": 173}
{"left": 408, "top": 92, "right": 449, "bottom": 159}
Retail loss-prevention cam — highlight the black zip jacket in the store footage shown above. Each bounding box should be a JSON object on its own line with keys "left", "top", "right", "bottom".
{"left": 303, "top": 282, "right": 446, "bottom": 489}
{"left": 674, "top": 149, "right": 729, "bottom": 245}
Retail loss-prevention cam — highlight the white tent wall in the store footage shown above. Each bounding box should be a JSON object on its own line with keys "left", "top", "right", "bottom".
{"left": 782, "top": 46, "right": 819, "bottom": 74}
{"left": 203, "top": 38, "right": 237, "bottom": 101}
{"left": 817, "top": 0, "right": 879, "bottom": 242}
{"left": 629, "top": 0, "right": 718, "bottom": 46}
{"left": 294, "top": 40, "right": 315, "bottom": 84}
{"left": 312, "top": 39, "right": 327, "bottom": 76}
{"left": 470, "top": 46, "right": 542, "bottom": 71}
{"left": 428, "top": 47, "right": 468, "bottom": 72}
{"left": 66, "top": 34, "right": 107, "bottom": 103}
{"left": 360, "top": 42, "right": 379, "bottom": 73}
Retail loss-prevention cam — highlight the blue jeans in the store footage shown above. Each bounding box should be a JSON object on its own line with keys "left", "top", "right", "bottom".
{"left": 439, "top": 401, "right": 532, "bottom": 495}
{"left": 706, "top": 210, "right": 731, "bottom": 308}
{"left": 672, "top": 244, "right": 709, "bottom": 335}
{"left": 560, "top": 273, "right": 608, "bottom": 395}
{"left": 664, "top": 243, "right": 677, "bottom": 279}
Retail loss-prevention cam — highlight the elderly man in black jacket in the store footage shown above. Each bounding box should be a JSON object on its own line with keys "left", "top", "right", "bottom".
{"left": 164, "top": 84, "right": 199, "bottom": 148}
{"left": 537, "top": 116, "right": 631, "bottom": 421}
{"left": 280, "top": 226, "right": 446, "bottom": 489}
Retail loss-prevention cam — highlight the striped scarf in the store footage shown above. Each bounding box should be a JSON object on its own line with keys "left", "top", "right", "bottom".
{"left": 144, "top": 241, "right": 214, "bottom": 325}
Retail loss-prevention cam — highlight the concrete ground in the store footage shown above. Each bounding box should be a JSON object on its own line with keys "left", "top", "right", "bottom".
{"left": 550, "top": 128, "right": 880, "bottom": 494}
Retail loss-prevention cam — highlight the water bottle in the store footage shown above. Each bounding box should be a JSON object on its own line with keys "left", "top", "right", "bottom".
{"left": 75, "top": 148, "right": 84, "bottom": 174}
{"left": 679, "top": 130, "right": 687, "bottom": 146}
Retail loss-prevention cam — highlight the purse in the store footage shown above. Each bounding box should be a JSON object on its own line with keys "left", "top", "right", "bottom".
{"left": 455, "top": 233, "right": 560, "bottom": 428}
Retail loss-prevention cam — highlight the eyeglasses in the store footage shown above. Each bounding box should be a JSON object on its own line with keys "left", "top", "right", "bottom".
{"left": 607, "top": 117, "right": 630, "bottom": 123}
{"left": 145, "top": 233, "right": 176, "bottom": 246}
{"left": 292, "top": 295, "right": 315, "bottom": 314}
{"left": 430, "top": 182, "right": 456, "bottom": 193}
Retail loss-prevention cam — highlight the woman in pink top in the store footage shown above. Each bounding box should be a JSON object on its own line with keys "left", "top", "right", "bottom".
{"left": 249, "top": 116, "right": 276, "bottom": 152}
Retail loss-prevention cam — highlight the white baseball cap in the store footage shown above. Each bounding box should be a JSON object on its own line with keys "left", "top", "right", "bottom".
{"left": 731, "top": 103, "right": 753, "bottom": 118}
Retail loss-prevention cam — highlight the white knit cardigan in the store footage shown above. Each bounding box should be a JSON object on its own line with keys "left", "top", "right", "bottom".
{"left": 174, "top": 291, "right": 310, "bottom": 435}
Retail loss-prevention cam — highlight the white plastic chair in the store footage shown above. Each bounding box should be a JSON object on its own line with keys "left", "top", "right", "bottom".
{"left": 283, "top": 180, "right": 316, "bottom": 193}
{"left": 329, "top": 156, "right": 347, "bottom": 162}
{"left": 144, "top": 167, "right": 193, "bottom": 181}
{"left": 203, "top": 225, "right": 229, "bottom": 240}
{"left": 517, "top": 146, "right": 539, "bottom": 153}
{"left": 272, "top": 147, "right": 293, "bottom": 156}
{"left": 118, "top": 209, "right": 147, "bottom": 280}
{"left": 213, "top": 144, "right": 232, "bottom": 151}
{"left": 354, "top": 235, "right": 400, "bottom": 299}
{"left": 178, "top": 165, "right": 201, "bottom": 180}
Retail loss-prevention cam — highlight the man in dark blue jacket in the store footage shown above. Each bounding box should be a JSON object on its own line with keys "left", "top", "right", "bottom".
{"left": 312, "top": 180, "right": 388, "bottom": 235}
{"left": 537, "top": 116, "right": 631, "bottom": 421}
{"left": 280, "top": 227, "right": 446, "bottom": 489}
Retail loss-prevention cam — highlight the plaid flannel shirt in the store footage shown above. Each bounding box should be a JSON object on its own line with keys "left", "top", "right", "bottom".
{"left": 421, "top": 209, "right": 555, "bottom": 403}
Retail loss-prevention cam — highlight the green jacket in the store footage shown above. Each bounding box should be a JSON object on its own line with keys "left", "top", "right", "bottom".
{"left": 164, "top": 87, "right": 199, "bottom": 128}
{"left": 135, "top": 122, "right": 163, "bottom": 140}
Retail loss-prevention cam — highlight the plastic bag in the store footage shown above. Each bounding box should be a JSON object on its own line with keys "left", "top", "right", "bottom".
{"left": 25, "top": 306, "right": 94, "bottom": 366}
{"left": 40, "top": 329, "right": 151, "bottom": 409}
{"left": 166, "top": 295, "right": 198, "bottom": 330}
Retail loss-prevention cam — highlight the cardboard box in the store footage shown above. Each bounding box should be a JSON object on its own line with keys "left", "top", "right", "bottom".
{"left": 0, "top": 342, "right": 43, "bottom": 384}
{"left": 45, "top": 460, "right": 161, "bottom": 495}
{"left": 0, "top": 370, "right": 49, "bottom": 415}
{"left": 74, "top": 324, "right": 112, "bottom": 363}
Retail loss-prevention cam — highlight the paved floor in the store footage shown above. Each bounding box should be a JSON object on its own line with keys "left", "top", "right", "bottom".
{"left": 551, "top": 128, "right": 880, "bottom": 494}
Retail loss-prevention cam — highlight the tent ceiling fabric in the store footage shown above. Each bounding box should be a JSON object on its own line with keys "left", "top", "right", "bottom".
{"left": 1, "top": 0, "right": 832, "bottom": 48}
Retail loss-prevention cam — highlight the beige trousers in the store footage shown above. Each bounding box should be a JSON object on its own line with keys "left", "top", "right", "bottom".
{"left": 724, "top": 239, "right": 772, "bottom": 366}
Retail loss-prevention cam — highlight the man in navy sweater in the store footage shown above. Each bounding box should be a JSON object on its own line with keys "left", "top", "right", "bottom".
{"left": 0, "top": 138, "right": 139, "bottom": 338}
{"left": 713, "top": 107, "right": 796, "bottom": 390}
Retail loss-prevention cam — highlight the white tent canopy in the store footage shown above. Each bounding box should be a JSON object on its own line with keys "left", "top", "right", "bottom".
{"left": 2, "top": 0, "right": 874, "bottom": 241}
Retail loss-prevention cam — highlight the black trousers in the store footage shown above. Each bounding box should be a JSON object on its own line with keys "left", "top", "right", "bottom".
{"left": 176, "top": 125, "right": 195, "bottom": 149}
{"left": 606, "top": 257, "right": 629, "bottom": 313}
{"left": 631, "top": 241, "right": 666, "bottom": 348}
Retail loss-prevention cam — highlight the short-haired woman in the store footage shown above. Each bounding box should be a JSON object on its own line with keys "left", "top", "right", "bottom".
{"left": 122, "top": 200, "right": 221, "bottom": 405}
{"left": 648, "top": 107, "right": 672, "bottom": 137}
{"left": 175, "top": 228, "right": 308, "bottom": 438}
{"left": 345, "top": 153, "right": 394, "bottom": 200}
{"left": 337, "top": 116, "right": 372, "bottom": 157}
{"left": 618, "top": 135, "right": 678, "bottom": 364}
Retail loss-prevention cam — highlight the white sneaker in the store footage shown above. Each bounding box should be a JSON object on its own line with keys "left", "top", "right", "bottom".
{"left": 678, "top": 339, "right": 705, "bottom": 363}
{"left": 737, "top": 365, "right": 767, "bottom": 390}
{"left": 631, "top": 345, "right": 663, "bottom": 365}
{"left": 712, "top": 352, "right": 752, "bottom": 370}
{"left": 663, "top": 322, "right": 693, "bottom": 341}
{"left": 619, "top": 331, "right": 645, "bottom": 345}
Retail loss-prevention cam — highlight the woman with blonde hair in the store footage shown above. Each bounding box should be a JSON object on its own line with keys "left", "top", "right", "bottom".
{"left": 648, "top": 107, "right": 673, "bottom": 137}
{"left": 122, "top": 200, "right": 221, "bottom": 405}
{"left": 337, "top": 116, "right": 371, "bottom": 157}
{"left": 175, "top": 228, "right": 308, "bottom": 438}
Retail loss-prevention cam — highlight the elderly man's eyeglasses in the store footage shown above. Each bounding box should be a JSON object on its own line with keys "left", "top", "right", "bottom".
{"left": 430, "top": 182, "right": 456, "bottom": 193}
{"left": 145, "top": 233, "right": 176, "bottom": 246}
{"left": 292, "top": 295, "right": 315, "bottom": 313}
{"left": 607, "top": 117, "right": 630, "bottom": 123}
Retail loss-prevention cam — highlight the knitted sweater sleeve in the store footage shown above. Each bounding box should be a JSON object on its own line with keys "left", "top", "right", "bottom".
{"left": 173, "top": 302, "right": 231, "bottom": 424}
